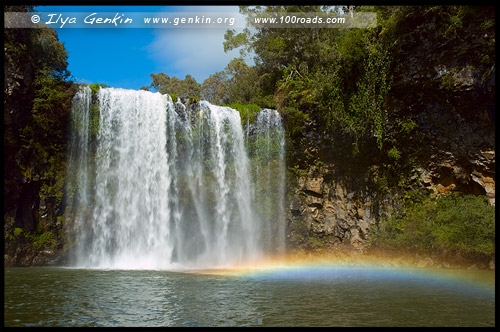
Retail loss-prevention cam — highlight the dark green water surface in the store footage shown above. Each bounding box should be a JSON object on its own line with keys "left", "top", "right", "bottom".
{"left": 4, "top": 265, "right": 495, "bottom": 327}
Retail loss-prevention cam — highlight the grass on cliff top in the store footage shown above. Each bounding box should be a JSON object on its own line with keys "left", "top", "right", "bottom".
{"left": 369, "top": 193, "right": 495, "bottom": 259}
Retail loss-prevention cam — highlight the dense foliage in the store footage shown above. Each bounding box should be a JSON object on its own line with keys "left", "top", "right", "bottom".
{"left": 4, "top": 5, "right": 75, "bottom": 253}
{"left": 201, "top": 57, "right": 264, "bottom": 106}
{"left": 370, "top": 193, "right": 495, "bottom": 259}
{"left": 141, "top": 73, "right": 202, "bottom": 101}
{"left": 219, "top": 5, "right": 493, "bottom": 184}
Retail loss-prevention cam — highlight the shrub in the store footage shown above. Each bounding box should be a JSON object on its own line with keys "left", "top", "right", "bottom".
{"left": 223, "top": 102, "right": 261, "bottom": 126}
{"left": 432, "top": 194, "right": 495, "bottom": 256}
{"left": 371, "top": 193, "right": 495, "bottom": 258}
{"left": 25, "top": 231, "right": 56, "bottom": 250}
{"left": 88, "top": 83, "right": 109, "bottom": 95}
{"left": 14, "top": 228, "right": 24, "bottom": 237}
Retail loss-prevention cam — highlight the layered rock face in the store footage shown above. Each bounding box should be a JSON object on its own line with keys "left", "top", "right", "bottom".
{"left": 287, "top": 168, "right": 394, "bottom": 251}
{"left": 289, "top": 174, "right": 379, "bottom": 250}
{"left": 285, "top": 18, "right": 495, "bottom": 252}
{"left": 389, "top": 12, "right": 495, "bottom": 206}
{"left": 286, "top": 139, "right": 494, "bottom": 253}
{"left": 398, "top": 62, "right": 495, "bottom": 206}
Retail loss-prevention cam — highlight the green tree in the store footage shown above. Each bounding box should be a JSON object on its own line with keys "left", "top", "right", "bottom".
{"left": 201, "top": 71, "right": 229, "bottom": 104}
{"left": 224, "top": 57, "right": 259, "bottom": 104}
{"left": 5, "top": 5, "right": 75, "bottom": 250}
{"left": 200, "top": 57, "right": 260, "bottom": 105}
{"left": 144, "top": 73, "right": 202, "bottom": 99}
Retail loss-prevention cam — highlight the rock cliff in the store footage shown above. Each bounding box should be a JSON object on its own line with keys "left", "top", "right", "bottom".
{"left": 285, "top": 21, "right": 495, "bottom": 253}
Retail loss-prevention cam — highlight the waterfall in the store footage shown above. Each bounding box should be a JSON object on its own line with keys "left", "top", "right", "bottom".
{"left": 66, "top": 86, "right": 92, "bottom": 261}
{"left": 253, "top": 109, "right": 286, "bottom": 254}
{"left": 67, "top": 87, "right": 285, "bottom": 269}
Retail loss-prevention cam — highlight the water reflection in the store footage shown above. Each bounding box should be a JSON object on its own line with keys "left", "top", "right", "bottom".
{"left": 4, "top": 266, "right": 495, "bottom": 327}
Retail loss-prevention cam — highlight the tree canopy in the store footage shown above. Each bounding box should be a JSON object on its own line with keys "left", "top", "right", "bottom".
{"left": 141, "top": 73, "right": 201, "bottom": 99}
{"left": 4, "top": 5, "right": 75, "bottom": 231}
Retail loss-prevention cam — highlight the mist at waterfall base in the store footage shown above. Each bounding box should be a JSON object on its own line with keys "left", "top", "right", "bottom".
{"left": 66, "top": 87, "right": 286, "bottom": 269}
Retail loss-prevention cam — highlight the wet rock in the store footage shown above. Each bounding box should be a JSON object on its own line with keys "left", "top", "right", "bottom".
{"left": 357, "top": 208, "right": 365, "bottom": 219}
{"left": 349, "top": 228, "right": 363, "bottom": 249}
{"left": 417, "top": 257, "right": 434, "bottom": 268}
{"left": 450, "top": 65, "right": 482, "bottom": 90}
{"left": 306, "top": 195, "right": 323, "bottom": 208}
{"left": 304, "top": 177, "right": 323, "bottom": 196}
{"left": 14, "top": 181, "right": 41, "bottom": 232}
{"left": 357, "top": 220, "right": 370, "bottom": 240}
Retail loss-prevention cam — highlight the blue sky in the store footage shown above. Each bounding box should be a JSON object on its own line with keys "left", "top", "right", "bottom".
{"left": 37, "top": 5, "right": 247, "bottom": 90}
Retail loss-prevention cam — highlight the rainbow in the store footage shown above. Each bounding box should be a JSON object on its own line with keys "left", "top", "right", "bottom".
{"left": 186, "top": 253, "right": 495, "bottom": 293}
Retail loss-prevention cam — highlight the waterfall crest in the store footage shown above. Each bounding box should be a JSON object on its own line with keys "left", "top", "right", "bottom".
{"left": 67, "top": 87, "right": 285, "bottom": 269}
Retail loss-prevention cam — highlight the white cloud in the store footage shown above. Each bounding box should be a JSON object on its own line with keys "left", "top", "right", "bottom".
{"left": 146, "top": 5, "right": 250, "bottom": 84}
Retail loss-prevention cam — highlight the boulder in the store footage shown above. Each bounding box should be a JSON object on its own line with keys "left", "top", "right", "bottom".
{"left": 471, "top": 171, "right": 495, "bottom": 205}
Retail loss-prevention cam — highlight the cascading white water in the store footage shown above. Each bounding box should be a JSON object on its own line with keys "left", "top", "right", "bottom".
{"left": 253, "top": 109, "right": 286, "bottom": 254}
{"left": 67, "top": 87, "right": 285, "bottom": 269}
{"left": 66, "top": 86, "right": 92, "bottom": 261}
{"left": 88, "top": 88, "right": 173, "bottom": 269}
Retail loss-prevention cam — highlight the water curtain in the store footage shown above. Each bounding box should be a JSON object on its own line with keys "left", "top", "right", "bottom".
{"left": 67, "top": 87, "right": 285, "bottom": 269}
